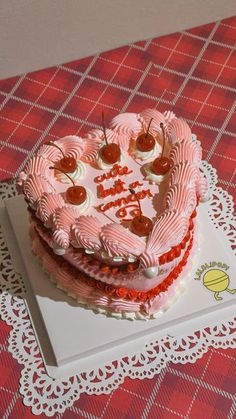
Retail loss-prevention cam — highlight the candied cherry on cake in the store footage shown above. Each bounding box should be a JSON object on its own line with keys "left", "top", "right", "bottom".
{"left": 49, "top": 166, "right": 87, "bottom": 205}
{"left": 129, "top": 189, "right": 153, "bottom": 237}
{"left": 151, "top": 123, "right": 171, "bottom": 175}
{"left": 100, "top": 111, "right": 121, "bottom": 164}
{"left": 152, "top": 156, "right": 170, "bottom": 175}
{"left": 131, "top": 215, "right": 153, "bottom": 237}
{"left": 100, "top": 143, "right": 121, "bottom": 165}
{"left": 136, "top": 117, "right": 155, "bottom": 152}
{"left": 58, "top": 156, "right": 77, "bottom": 173}
{"left": 46, "top": 141, "right": 77, "bottom": 173}
{"left": 66, "top": 185, "right": 87, "bottom": 205}
{"left": 136, "top": 133, "right": 155, "bottom": 152}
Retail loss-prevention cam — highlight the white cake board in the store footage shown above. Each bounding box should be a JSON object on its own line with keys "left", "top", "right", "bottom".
{"left": 1, "top": 195, "right": 236, "bottom": 379}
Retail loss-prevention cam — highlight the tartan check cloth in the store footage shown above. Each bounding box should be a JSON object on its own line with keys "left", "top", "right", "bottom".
{"left": 0, "top": 15, "right": 235, "bottom": 419}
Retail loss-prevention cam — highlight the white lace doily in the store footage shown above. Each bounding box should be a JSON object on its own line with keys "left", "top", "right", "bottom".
{"left": 0, "top": 161, "right": 235, "bottom": 417}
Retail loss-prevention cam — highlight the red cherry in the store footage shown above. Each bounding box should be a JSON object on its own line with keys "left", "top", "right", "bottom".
{"left": 46, "top": 142, "right": 77, "bottom": 173}
{"left": 57, "top": 156, "right": 77, "bottom": 173}
{"left": 100, "top": 143, "right": 121, "bottom": 164}
{"left": 151, "top": 122, "right": 171, "bottom": 175}
{"left": 131, "top": 215, "right": 153, "bottom": 237}
{"left": 136, "top": 133, "right": 155, "bottom": 152}
{"left": 152, "top": 156, "right": 171, "bottom": 175}
{"left": 66, "top": 186, "right": 87, "bottom": 205}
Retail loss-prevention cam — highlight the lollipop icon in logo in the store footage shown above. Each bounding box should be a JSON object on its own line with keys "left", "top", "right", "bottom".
{"left": 195, "top": 262, "right": 236, "bottom": 301}
{"left": 203, "top": 269, "right": 236, "bottom": 300}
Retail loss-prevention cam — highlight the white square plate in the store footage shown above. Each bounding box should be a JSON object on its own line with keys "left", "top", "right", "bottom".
{"left": 2, "top": 196, "right": 236, "bottom": 379}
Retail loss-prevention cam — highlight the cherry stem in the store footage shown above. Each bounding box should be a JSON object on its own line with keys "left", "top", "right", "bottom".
{"left": 49, "top": 166, "right": 75, "bottom": 186}
{"left": 46, "top": 141, "right": 65, "bottom": 158}
{"left": 129, "top": 188, "right": 142, "bottom": 219}
{"left": 102, "top": 111, "right": 108, "bottom": 146}
{"left": 160, "top": 123, "right": 165, "bottom": 160}
{"left": 145, "top": 118, "right": 154, "bottom": 138}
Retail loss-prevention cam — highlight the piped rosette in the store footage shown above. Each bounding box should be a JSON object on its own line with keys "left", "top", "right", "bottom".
{"left": 24, "top": 155, "right": 52, "bottom": 175}
{"left": 37, "top": 135, "right": 84, "bottom": 165}
{"left": 50, "top": 136, "right": 85, "bottom": 181}
{"left": 140, "top": 210, "right": 189, "bottom": 274}
{"left": 164, "top": 184, "right": 197, "bottom": 218}
{"left": 166, "top": 118, "right": 192, "bottom": 144}
{"left": 100, "top": 223, "right": 145, "bottom": 261}
{"left": 37, "top": 143, "right": 63, "bottom": 163}
{"left": 51, "top": 206, "right": 81, "bottom": 254}
{"left": 139, "top": 109, "right": 165, "bottom": 133}
{"left": 55, "top": 135, "right": 84, "bottom": 160}
{"left": 168, "top": 132, "right": 208, "bottom": 202}
{"left": 110, "top": 112, "right": 142, "bottom": 138}
{"left": 99, "top": 128, "right": 130, "bottom": 153}
{"left": 23, "top": 174, "right": 55, "bottom": 208}
{"left": 170, "top": 162, "right": 199, "bottom": 189}
{"left": 36, "top": 192, "right": 65, "bottom": 227}
{"left": 81, "top": 130, "right": 104, "bottom": 163}
{"left": 169, "top": 137, "right": 209, "bottom": 201}
{"left": 163, "top": 110, "right": 176, "bottom": 124}
{"left": 170, "top": 139, "right": 202, "bottom": 166}
{"left": 71, "top": 216, "right": 102, "bottom": 253}
{"left": 37, "top": 134, "right": 105, "bottom": 175}
{"left": 18, "top": 156, "right": 52, "bottom": 188}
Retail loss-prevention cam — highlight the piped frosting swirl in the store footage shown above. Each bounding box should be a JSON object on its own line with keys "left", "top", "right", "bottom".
{"left": 71, "top": 216, "right": 102, "bottom": 251}
{"left": 100, "top": 223, "right": 145, "bottom": 258}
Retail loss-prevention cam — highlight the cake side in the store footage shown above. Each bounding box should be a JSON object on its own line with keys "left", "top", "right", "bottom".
{"left": 29, "top": 204, "right": 196, "bottom": 291}
{"left": 30, "top": 222, "right": 196, "bottom": 320}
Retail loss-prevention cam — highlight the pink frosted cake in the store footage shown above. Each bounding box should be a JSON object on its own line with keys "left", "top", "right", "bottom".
{"left": 17, "top": 109, "right": 209, "bottom": 320}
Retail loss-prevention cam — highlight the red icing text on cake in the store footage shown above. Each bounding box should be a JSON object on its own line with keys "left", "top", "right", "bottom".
{"left": 95, "top": 164, "right": 151, "bottom": 221}
{"left": 97, "top": 189, "right": 153, "bottom": 213}
{"left": 94, "top": 164, "right": 133, "bottom": 183}
{"left": 97, "top": 179, "right": 127, "bottom": 198}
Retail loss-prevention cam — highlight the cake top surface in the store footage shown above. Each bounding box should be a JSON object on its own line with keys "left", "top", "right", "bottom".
{"left": 17, "top": 109, "right": 208, "bottom": 268}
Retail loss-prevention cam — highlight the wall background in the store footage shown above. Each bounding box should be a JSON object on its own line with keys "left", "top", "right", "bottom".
{"left": 0, "top": 0, "right": 235, "bottom": 79}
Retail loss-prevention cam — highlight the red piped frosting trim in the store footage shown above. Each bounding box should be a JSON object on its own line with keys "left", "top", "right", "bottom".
{"left": 37, "top": 228, "right": 194, "bottom": 304}
{"left": 104, "top": 235, "right": 194, "bottom": 302}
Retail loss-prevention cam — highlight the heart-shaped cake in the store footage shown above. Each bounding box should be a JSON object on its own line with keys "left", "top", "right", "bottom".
{"left": 17, "top": 109, "right": 209, "bottom": 319}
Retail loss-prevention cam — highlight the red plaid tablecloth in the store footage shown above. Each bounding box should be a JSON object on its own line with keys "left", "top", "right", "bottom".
{"left": 0, "top": 16, "right": 235, "bottom": 419}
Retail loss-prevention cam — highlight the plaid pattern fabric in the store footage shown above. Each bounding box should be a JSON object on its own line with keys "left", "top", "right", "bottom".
{"left": 0, "top": 15, "right": 236, "bottom": 419}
